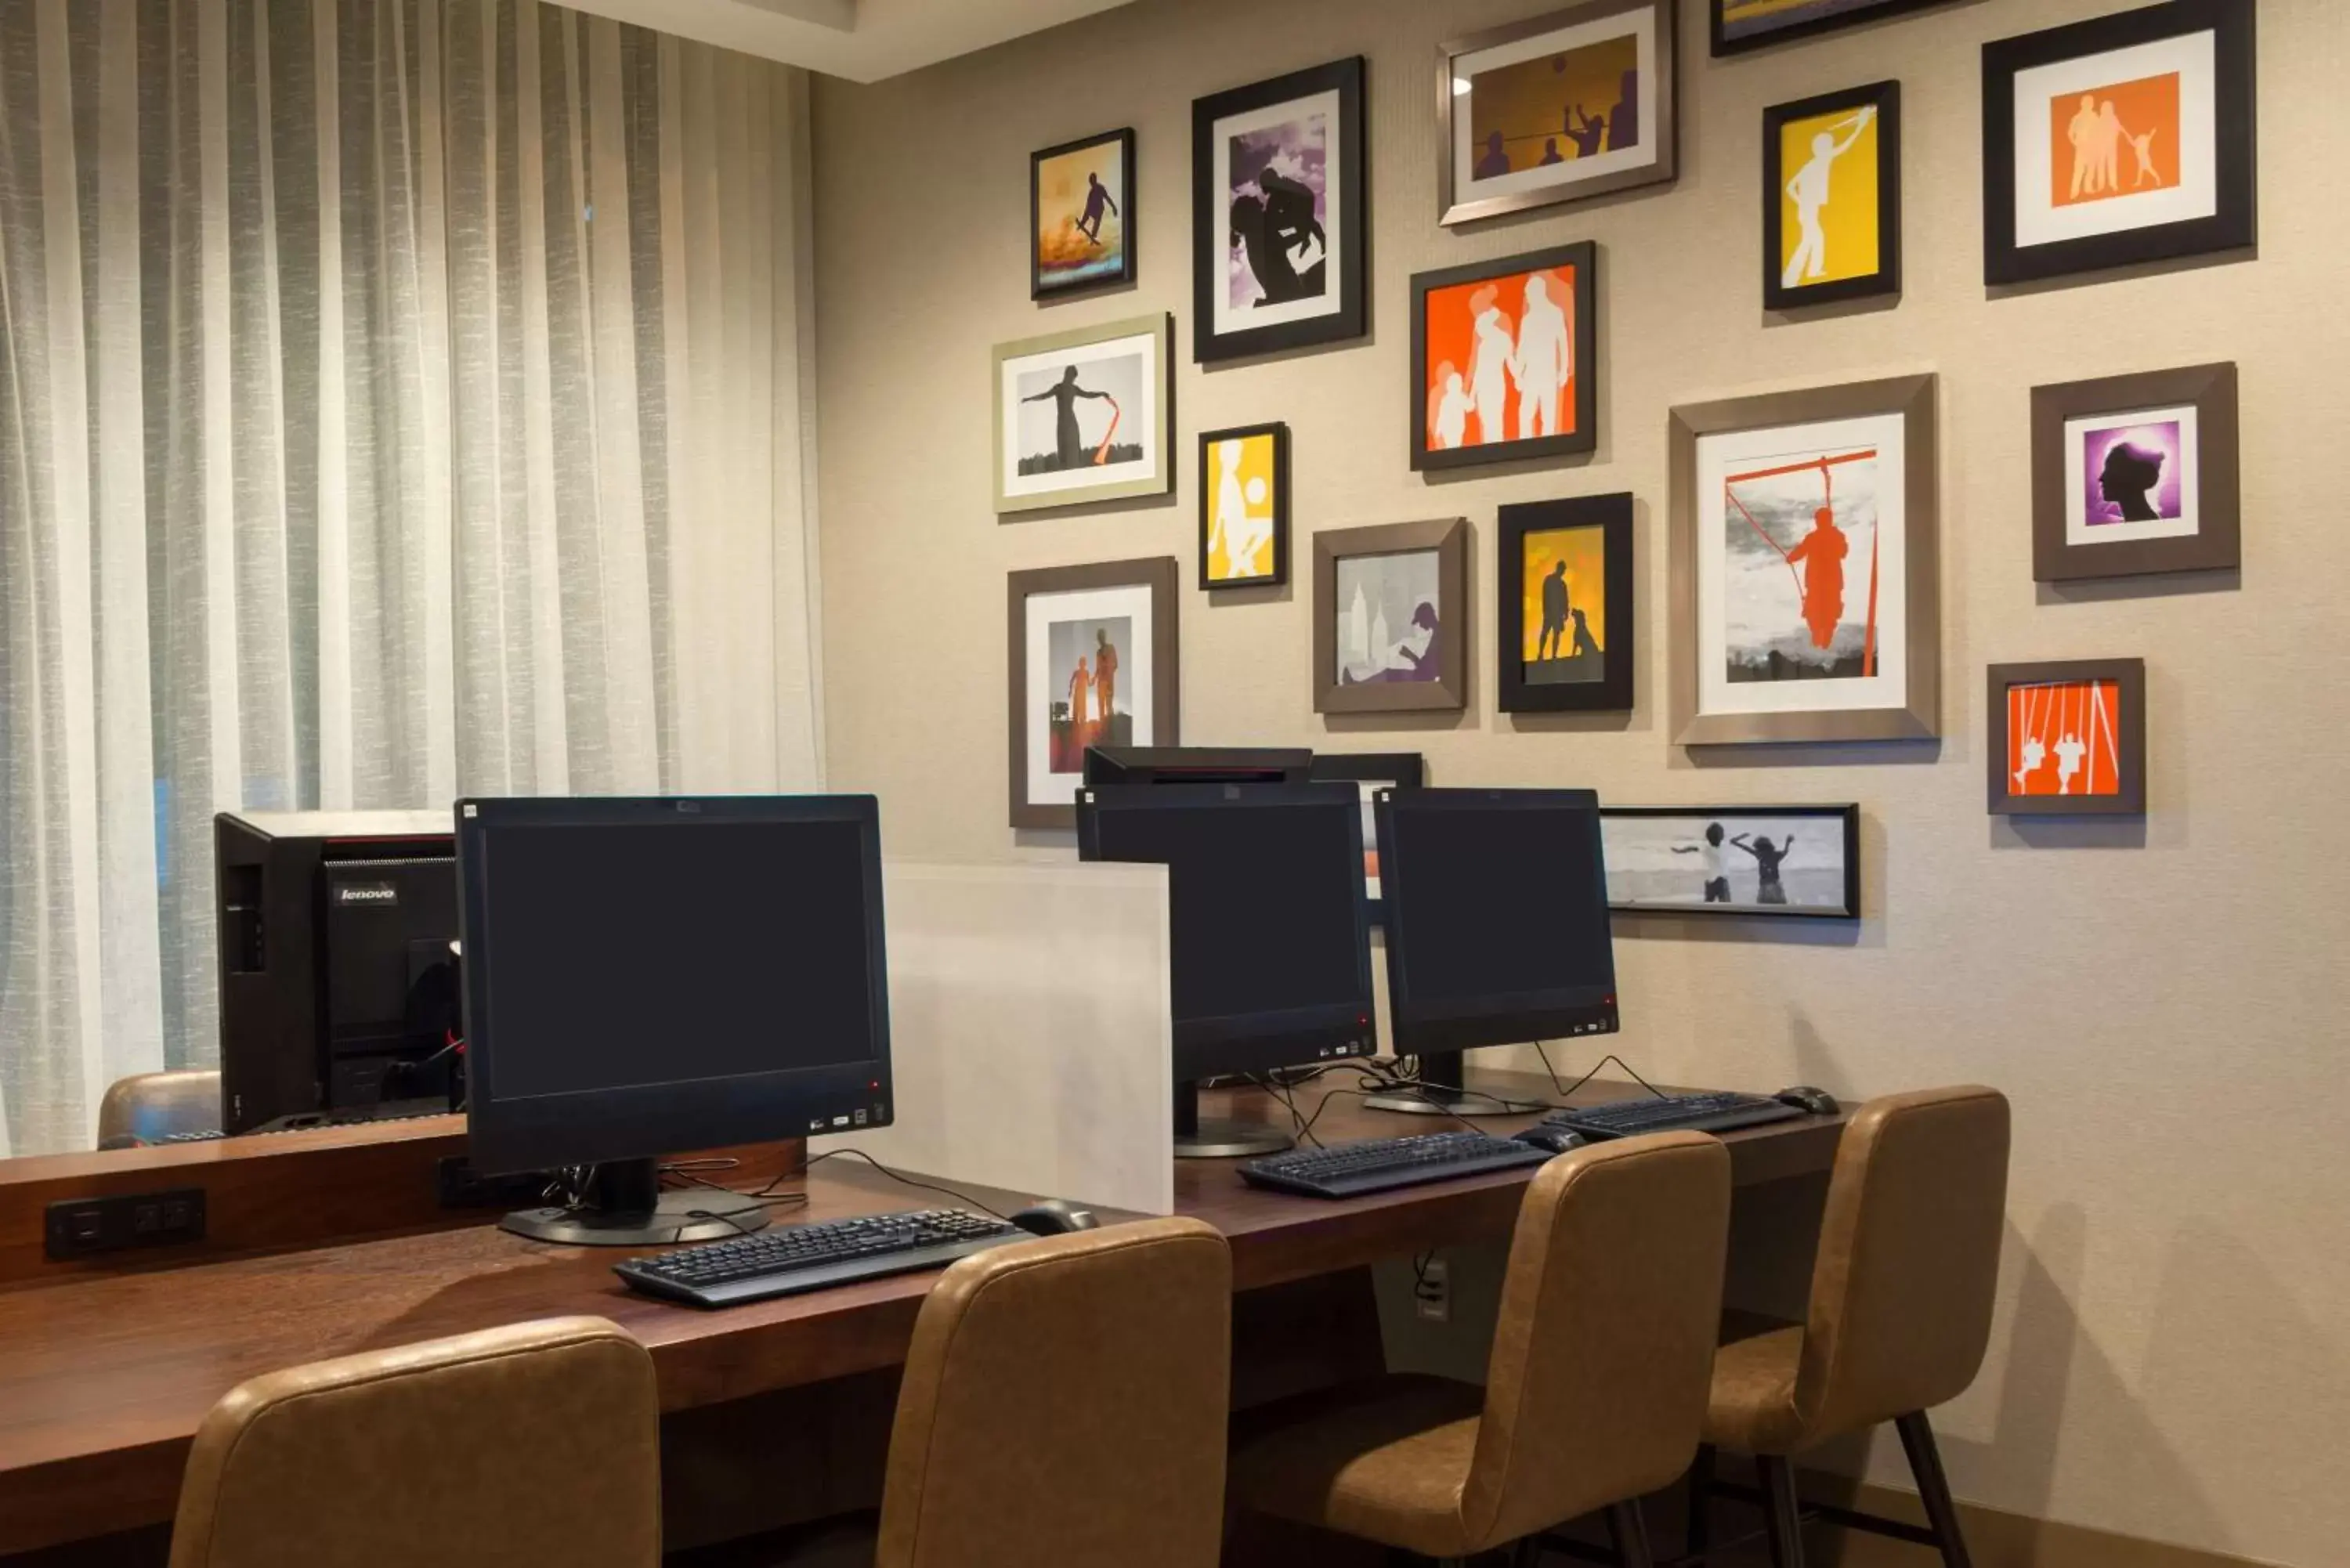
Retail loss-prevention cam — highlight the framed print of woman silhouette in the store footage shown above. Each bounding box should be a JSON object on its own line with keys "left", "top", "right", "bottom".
{"left": 1763, "top": 81, "right": 1900, "bottom": 312}
{"left": 2031, "top": 363, "right": 2239, "bottom": 582}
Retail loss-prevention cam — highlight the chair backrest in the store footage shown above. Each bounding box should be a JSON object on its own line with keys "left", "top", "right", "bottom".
{"left": 97, "top": 1068, "right": 222, "bottom": 1147}
{"left": 168, "top": 1317, "right": 660, "bottom": 1568}
{"left": 875, "top": 1217, "right": 1232, "bottom": 1568}
{"left": 1462, "top": 1133, "right": 1734, "bottom": 1548}
{"left": 1795, "top": 1086, "right": 2012, "bottom": 1440}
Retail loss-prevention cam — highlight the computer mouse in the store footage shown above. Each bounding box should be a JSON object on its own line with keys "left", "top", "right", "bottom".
{"left": 1512, "top": 1125, "right": 1590, "bottom": 1156}
{"left": 1774, "top": 1086, "right": 1842, "bottom": 1117}
{"left": 1009, "top": 1199, "right": 1101, "bottom": 1237}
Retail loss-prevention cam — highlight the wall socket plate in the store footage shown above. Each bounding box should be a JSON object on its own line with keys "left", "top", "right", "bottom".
{"left": 45, "top": 1188, "right": 208, "bottom": 1259}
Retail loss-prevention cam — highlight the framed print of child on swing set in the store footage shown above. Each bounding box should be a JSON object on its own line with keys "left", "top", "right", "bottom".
{"left": 1668, "top": 374, "right": 1940, "bottom": 746}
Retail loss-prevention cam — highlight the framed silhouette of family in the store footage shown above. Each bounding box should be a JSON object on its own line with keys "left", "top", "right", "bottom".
{"left": 1411, "top": 242, "right": 1600, "bottom": 473}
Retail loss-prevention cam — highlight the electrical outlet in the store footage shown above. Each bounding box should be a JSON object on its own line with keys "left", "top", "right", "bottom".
{"left": 1414, "top": 1256, "right": 1451, "bottom": 1323}
{"left": 45, "top": 1188, "right": 207, "bottom": 1260}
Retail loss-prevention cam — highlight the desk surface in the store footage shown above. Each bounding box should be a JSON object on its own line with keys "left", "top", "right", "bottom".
{"left": 0, "top": 1071, "right": 1843, "bottom": 1555}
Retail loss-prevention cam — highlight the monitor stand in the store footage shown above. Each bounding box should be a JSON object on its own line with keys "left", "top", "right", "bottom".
{"left": 1361, "top": 1051, "right": 1547, "bottom": 1118}
{"left": 1173, "top": 1081, "right": 1292, "bottom": 1160}
{"left": 499, "top": 1158, "right": 772, "bottom": 1247}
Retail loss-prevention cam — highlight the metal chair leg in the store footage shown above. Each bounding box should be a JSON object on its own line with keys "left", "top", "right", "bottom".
{"left": 1757, "top": 1454, "right": 1806, "bottom": 1568}
{"left": 1607, "top": 1500, "right": 1655, "bottom": 1568}
{"left": 1896, "top": 1412, "right": 1975, "bottom": 1568}
{"left": 1686, "top": 1443, "right": 1716, "bottom": 1560}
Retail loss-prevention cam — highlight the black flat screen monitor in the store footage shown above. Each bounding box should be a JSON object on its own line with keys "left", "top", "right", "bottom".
{"left": 1083, "top": 747, "right": 1314, "bottom": 788}
{"left": 1376, "top": 788, "right": 1618, "bottom": 1097}
{"left": 1077, "top": 783, "right": 1376, "bottom": 1085}
{"left": 457, "top": 796, "right": 894, "bottom": 1240}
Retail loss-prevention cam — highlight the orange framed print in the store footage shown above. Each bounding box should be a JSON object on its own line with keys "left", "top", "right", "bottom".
{"left": 1986, "top": 659, "right": 2147, "bottom": 817}
{"left": 1412, "top": 243, "right": 1598, "bottom": 473}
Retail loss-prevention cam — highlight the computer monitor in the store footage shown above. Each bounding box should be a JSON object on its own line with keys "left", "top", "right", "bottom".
{"left": 456, "top": 795, "right": 895, "bottom": 1245}
{"left": 1083, "top": 746, "right": 1313, "bottom": 788}
{"left": 215, "top": 811, "right": 465, "bottom": 1134}
{"left": 1076, "top": 782, "right": 1376, "bottom": 1158}
{"left": 1372, "top": 788, "right": 1619, "bottom": 1115}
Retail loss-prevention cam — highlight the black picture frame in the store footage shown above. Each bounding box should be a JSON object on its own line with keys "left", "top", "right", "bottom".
{"left": 1410, "top": 241, "right": 1599, "bottom": 473}
{"left": 2031, "top": 363, "right": 2240, "bottom": 583}
{"left": 1191, "top": 57, "right": 1368, "bottom": 365}
{"left": 1762, "top": 81, "right": 1902, "bottom": 313}
{"left": 1986, "top": 659, "right": 2148, "bottom": 818}
{"left": 1307, "top": 753, "right": 1425, "bottom": 925}
{"left": 1711, "top": 0, "right": 1951, "bottom": 56}
{"left": 1497, "top": 495, "right": 1633, "bottom": 714}
{"left": 1982, "top": 0, "right": 2256, "bottom": 287}
{"left": 1030, "top": 128, "right": 1137, "bottom": 301}
{"left": 1196, "top": 423, "right": 1292, "bottom": 591}
{"left": 1601, "top": 805, "right": 1862, "bottom": 921}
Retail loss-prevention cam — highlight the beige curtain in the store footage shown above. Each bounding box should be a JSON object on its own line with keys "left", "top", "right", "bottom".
{"left": 0, "top": 0, "right": 822, "bottom": 1156}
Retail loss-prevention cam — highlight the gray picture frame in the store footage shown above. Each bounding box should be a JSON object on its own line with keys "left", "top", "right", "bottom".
{"left": 1986, "top": 658, "right": 2146, "bottom": 818}
{"left": 2031, "top": 363, "right": 2240, "bottom": 583}
{"left": 1007, "top": 557, "right": 1180, "bottom": 830}
{"left": 1438, "top": 0, "right": 1678, "bottom": 227}
{"left": 1668, "top": 374, "right": 1940, "bottom": 746}
{"left": 992, "top": 314, "right": 1173, "bottom": 517}
{"left": 1314, "top": 518, "right": 1471, "bottom": 716}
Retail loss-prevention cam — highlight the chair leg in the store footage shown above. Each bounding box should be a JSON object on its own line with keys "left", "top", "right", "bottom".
{"left": 1607, "top": 1500, "right": 1655, "bottom": 1568}
{"left": 1685, "top": 1443, "right": 1716, "bottom": 1560}
{"left": 1896, "top": 1412, "right": 1975, "bottom": 1568}
{"left": 1757, "top": 1454, "right": 1806, "bottom": 1568}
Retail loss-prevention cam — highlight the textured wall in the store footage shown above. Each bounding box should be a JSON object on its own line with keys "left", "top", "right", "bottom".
{"left": 811, "top": 2, "right": 2350, "bottom": 1561}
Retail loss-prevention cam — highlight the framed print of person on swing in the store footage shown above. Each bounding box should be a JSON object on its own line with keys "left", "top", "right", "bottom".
{"left": 1668, "top": 375, "right": 1940, "bottom": 746}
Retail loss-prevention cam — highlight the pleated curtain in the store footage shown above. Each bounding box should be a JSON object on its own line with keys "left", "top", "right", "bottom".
{"left": 0, "top": 0, "right": 823, "bottom": 1156}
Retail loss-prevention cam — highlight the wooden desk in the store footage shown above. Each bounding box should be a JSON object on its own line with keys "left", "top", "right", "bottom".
{"left": 0, "top": 1071, "right": 1843, "bottom": 1557}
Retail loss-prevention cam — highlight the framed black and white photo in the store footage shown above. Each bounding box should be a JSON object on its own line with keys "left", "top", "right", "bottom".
{"left": 1308, "top": 753, "right": 1425, "bottom": 923}
{"left": 992, "top": 315, "right": 1173, "bottom": 515}
{"left": 1007, "top": 558, "right": 1180, "bottom": 829}
{"left": 1498, "top": 494, "right": 1632, "bottom": 714}
{"left": 1983, "top": 0, "right": 2256, "bottom": 286}
{"left": 1602, "top": 806, "right": 1861, "bottom": 919}
{"left": 1192, "top": 58, "right": 1367, "bottom": 364}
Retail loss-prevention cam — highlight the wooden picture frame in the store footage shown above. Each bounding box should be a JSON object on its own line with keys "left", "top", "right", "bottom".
{"left": 1438, "top": 0, "right": 1678, "bottom": 226}
{"left": 1007, "top": 558, "right": 1180, "bottom": 829}
{"left": 1982, "top": 0, "right": 2257, "bottom": 287}
{"left": 1307, "top": 752, "right": 1426, "bottom": 924}
{"left": 1198, "top": 422, "right": 1291, "bottom": 591}
{"left": 2031, "top": 362, "right": 2239, "bottom": 582}
{"left": 1668, "top": 374, "right": 1940, "bottom": 746}
{"left": 992, "top": 314, "right": 1173, "bottom": 516}
{"left": 1411, "top": 242, "right": 1600, "bottom": 472}
{"left": 1498, "top": 495, "right": 1633, "bottom": 714}
{"left": 1763, "top": 81, "right": 1902, "bottom": 313}
{"left": 1601, "top": 805, "right": 1861, "bottom": 919}
{"left": 1314, "top": 518, "right": 1470, "bottom": 716}
{"left": 1712, "top": 0, "right": 1950, "bottom": 57}
{"left": 1192, "top": 57, "right": 1368, "bottom": 364}
{"left": 1031, "top": 128, "right": 1137, "bottom": 300}
{"left": 1987, "top": 659, "right": 2147, "bottom": 817}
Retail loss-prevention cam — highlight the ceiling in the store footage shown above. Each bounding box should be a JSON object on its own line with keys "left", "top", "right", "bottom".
{"left": 555, "top": 0, "right": 1140, "bottom": 83}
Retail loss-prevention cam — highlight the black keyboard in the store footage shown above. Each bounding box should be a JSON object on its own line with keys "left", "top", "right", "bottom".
{"left": 1540, "top": 1092, "right": 1805, "bottom": 1141}
{"left": 1238, "top": 1132, "right": 1553, "bottom": 1199}
{"left": 615, "top": 1209, "right": 1026, "bottom": 1308}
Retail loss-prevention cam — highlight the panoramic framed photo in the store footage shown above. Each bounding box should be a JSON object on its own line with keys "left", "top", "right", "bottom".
{"left": 1764, "top": 81, "right": 1901, "bottom": 312}
{"left": 992, "top": 314, "right": 1172, "bottom": 516}
{"left": 1438, "top": 0, "right": 1677, "bottom": 226}
{"left": 1032, "top": 128, "right": 1135, "bottom": 299}
{"left": 1007, "top": 558, "right": 1180, "bottom": 830}
{"left": 1982, "top": 0, "right": 2256, "bottom": 287}
{"left": 1308, "top": 752, "right": 1426, "bottom": 923}
{"left": 1668, "top": 374, "right": 1940, "bottom": 746}
{"left": 1498, "top": 494, "right": 1633, "bottom": 714}
{"left": 2031, "top": 362, "right": 2239, "bottom": 582}
{"left": 1987, "top": 659, "right": 2147, "bottom": 817}
{"left": 1602, "top": 806, "right": 1861, "bottom": 919}
{"left": 1193, "top": 57, "right": 1367, "bottom": 363}
{"left": 1412, "top": 242, "right": 1598, "bottom": 472}
{"left": 1198, "top": 423, "right": 1291, "bottom": 590}
{"left": 1712, "top": 0, "right": 1950, "bottom": 56}
{"left": 1314, "top": 518, "right": 1470, "bottom": 716}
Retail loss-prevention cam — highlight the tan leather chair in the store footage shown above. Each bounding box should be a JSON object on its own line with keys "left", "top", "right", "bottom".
{"left": 170, "top": 1317, "right": 660, "bottom": 1568}
{"left": 97, "top": 1068, "right": 222, "bottom": 1147}
{"left": 1689, "top": 1086, "right": 2011, "bottom": 1568}
{"left": 1226, "top": 1133, "right": 1734, "bottom": 1568}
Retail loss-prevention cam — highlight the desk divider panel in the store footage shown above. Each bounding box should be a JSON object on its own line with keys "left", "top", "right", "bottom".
{"left": 830, "top": 862, "right": 1175, "bottom": 1217}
